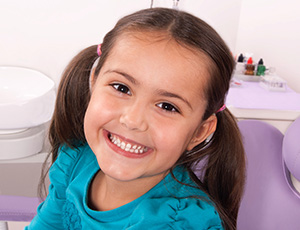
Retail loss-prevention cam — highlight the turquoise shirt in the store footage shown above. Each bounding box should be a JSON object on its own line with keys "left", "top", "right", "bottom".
{"left": 26, "top": 144, "right": 223, "bottom": 229}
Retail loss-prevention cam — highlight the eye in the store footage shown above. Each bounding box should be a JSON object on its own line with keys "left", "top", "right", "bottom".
{"left": 111, "top": 83, "right": 131, "bottom": 95}
{"left": 157, "top": 102, "right": 180, "bottom": 113}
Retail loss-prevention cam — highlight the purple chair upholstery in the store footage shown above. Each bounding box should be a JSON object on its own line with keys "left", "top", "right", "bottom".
{"left": 237, "top": 120, "right": 300, "bottom": 230}
{"left": 0, "top": 195, "right": 40, "bottom": 229}
{"left": 282, "top": 116, "right": 300, "bottom": 198}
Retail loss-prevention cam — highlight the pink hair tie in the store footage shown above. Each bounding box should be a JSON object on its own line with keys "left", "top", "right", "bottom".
{"left": 216, "top": 104, "right": 226, "bottom": 113}
{"left": 97, "top": 44, "right": 102, "bottom": 56}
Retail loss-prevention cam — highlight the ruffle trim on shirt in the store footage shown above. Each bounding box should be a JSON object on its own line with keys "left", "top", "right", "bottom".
{"left": 169, "top": 198, "right": 222, "bottom": 229}
{"left": 127, "top": 197, "right": 223, "bottom": 229}
{"left": 63, "top": 201, "right": 82, "bottom": 230}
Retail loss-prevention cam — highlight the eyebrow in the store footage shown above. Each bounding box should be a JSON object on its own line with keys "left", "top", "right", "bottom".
{"left": 105, "top": 70, "right": 139, "bottom": 85}
{"left": 155, "top": 89, "right": 193, "bottom": 110}
{"left": 105, "top": 69, "right": 193, "bottom": 110}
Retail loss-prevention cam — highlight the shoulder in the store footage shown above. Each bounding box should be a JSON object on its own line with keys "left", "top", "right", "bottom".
{"left": 129, "top": 197, "right": 223, "bottom": 229}
{"left": 128, "top": 167, "right": 223, "bottom": 229}
{"left": 26, "top": 144, "right": 96, "bottom": 229}
{"left": 50, "top": 143, "right": 94, "bottom": 175}
{"left": 49, "top": 143, "right": 95, "bottom": 196}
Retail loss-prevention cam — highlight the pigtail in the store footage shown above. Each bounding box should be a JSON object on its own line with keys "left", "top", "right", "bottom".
{"left": 49, "top": 45, "right": 99, "bottom": 162}
{"left": 201, "top": 109, "right": 245, "bottom": 229}
{"left": 39, "top": 45, "right": 98, "bottom": 199}
{"left": 177, "top": 107, "right": 245, "bottom": 230}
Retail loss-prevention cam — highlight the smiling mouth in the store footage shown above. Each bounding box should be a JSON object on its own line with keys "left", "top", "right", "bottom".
{"left": 108, "top": 133, "right": 149, "bottom": 154}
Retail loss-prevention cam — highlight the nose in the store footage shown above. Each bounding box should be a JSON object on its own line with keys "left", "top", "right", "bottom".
{"left": 119, "top": 101, "right": 148, "bottom": 132}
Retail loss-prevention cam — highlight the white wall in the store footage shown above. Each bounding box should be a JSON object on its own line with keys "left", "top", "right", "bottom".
{"left": 236, "top": 0, "right": 300, "bottom": 92}
{"left": 0, "top": 0, "right": 146, "bottom": 86}
{"left": 0, "top": 0, "right": 241, "bottom": 87}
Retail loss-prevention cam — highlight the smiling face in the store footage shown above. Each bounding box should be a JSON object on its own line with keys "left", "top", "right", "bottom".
{"left": 84, "top": 32, "right": 217, "bottom": 184}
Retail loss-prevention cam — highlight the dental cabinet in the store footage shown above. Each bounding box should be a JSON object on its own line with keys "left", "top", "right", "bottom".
{"left": 227, "top": 81, "right": 300, "bottom": 134}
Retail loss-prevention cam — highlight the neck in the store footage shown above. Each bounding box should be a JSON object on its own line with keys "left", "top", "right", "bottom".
{"left": 89, "top": 170, "right": 167, "bottom": 211}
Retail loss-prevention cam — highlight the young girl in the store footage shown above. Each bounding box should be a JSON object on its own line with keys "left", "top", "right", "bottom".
{"left": 27, "top": 8, "right": 245, "bottom": 230}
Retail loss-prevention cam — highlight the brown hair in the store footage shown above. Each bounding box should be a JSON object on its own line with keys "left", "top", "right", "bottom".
{"left": 42, "top": 8, "right": 245, "bottom": 230}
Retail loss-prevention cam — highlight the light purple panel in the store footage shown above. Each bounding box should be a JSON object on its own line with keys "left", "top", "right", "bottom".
{"left": 226, "top": 81, "right": 300, "bottom": 110}
{"left": 237, "top": 120, "right": 300, "bottom": 230}
{"left": 0, "top": 195, "right": 40, "bottom": 222}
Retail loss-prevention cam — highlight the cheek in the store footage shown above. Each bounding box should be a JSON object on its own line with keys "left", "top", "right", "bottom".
{"left": 152, "top": 120, "right": 196, "bottom": 156}
{"left": 84, "top": 93, "right": 120, "bottom": 138}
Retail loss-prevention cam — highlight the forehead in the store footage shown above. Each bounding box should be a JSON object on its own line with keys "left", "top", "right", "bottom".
{"left": 104, "top": 31, "right": 211, "bottom": 97}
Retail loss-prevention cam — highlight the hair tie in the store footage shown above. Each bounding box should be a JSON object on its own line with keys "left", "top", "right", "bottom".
{"left": 216, "top": 104, "right": 226, "bottom": 113}
{"left": 97, "top": 44, "right": 102, "bottom": 56}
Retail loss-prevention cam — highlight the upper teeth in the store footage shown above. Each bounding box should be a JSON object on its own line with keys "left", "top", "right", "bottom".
{"left": 110, "top": 134, "right": 148, "bottom": 154}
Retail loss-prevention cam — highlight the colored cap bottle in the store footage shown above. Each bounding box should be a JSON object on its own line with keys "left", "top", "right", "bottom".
{"left": 235, "top": 53, "right": 245, "bottom": 74}
{"left": 256, "top": 58, "right": 266, "bottom": 76}
{"left": 237, "top": 53, "right": 244, "bottom": 62}
{"left": 245, "top": 57, "right": 255, "bottom": 75}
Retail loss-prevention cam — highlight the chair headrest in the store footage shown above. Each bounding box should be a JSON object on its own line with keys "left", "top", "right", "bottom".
{"left": 283, "top": 117, "right": 300, "bottom": 181}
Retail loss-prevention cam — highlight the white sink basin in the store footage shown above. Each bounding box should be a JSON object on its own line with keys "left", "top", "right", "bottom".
{"left": 0, "top": 66, "right": 56, "bottom": 133}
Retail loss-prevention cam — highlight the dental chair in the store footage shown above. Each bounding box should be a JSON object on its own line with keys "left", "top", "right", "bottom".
{"left": 237, "top": 119, "right": 300, "bottom": 230}
{"left": 0, "top": 195, "right": 40, "bottom": 230}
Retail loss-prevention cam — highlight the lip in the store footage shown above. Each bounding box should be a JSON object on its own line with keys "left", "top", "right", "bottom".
{"left": 103, "top": 130, "right": 153, "bottom": 159}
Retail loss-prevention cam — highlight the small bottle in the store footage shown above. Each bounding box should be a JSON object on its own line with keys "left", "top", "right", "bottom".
{"left": 244, "top": 57, "right": 255, "bottom": 75}
{"left": 235, "top": 54, "right": 245, "bottom": 74}
{"left": 256, "top": 58, "right": 266, "bottom": 76}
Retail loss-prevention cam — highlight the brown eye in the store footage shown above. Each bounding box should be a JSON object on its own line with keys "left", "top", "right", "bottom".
{"left": 157, "top": 102, "right": 179, "bottom": 113}
{"left": 111, "top": 83, "right": 131, "bottom": 95}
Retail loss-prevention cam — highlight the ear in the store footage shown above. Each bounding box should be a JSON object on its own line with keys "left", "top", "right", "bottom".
{"left": 89, "top": 68, "right": 97, "bottom": 90}
{"left": 186, "top": 114, "right": 217, "bottom": 151}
